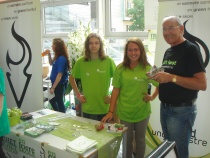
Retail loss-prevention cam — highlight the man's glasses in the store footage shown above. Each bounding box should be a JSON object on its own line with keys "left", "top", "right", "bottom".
{"left": 162, "top": 26, "right": 180, "bottom": 32}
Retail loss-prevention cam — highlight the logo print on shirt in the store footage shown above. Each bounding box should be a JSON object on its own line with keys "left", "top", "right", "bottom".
{"left": 97, "top": 69, "right": 105, "bottom": 73}
{"left": 134, "top": 77, "right": 144, "bottom": 82}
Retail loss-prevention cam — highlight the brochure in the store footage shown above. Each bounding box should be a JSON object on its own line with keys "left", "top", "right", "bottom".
{"left": 66, "top": 135, "right": 97, "bottom": 154}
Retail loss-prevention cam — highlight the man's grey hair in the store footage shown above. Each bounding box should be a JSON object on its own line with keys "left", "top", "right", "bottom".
{"left": 163, "top": 16, "right": 183, "bottom": 26}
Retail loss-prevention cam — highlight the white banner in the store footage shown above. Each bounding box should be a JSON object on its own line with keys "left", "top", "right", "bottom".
{"left": 146, "top": 0, "right": 210, "bottom": 157}
{"left": 3, "top": 132, "right": 77, "bottom": 158}
{"left": 0, "top": 0, "right": 43, "bottom": 112}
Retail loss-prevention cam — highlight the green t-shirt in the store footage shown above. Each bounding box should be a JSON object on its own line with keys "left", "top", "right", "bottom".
{"left": 72, "top": 57, "right": 116, "bottom": 114}
{"left": 113, "top": 64, "right": 159, "bottom": 122}
{"left": 0, "top": 68, "right": 10, "bottom": 136}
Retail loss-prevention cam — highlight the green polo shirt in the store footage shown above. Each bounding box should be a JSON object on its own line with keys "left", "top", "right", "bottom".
{"left": 72, "top": 56, "right": 116, "bottom": 114}
{"left": 113, "top": 64, "right": 158, "bottom": 122}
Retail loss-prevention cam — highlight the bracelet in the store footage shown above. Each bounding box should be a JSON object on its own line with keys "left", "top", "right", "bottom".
{"left": 76, "top": 93, "right": 81, "bottom": 98}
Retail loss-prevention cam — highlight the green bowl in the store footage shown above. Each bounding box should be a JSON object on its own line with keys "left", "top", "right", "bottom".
{"left": 9, "top": 115, "right": 20, "bottom": 127}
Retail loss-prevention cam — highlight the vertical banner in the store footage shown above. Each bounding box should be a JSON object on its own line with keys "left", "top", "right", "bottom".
{"left": 0, "top": 0, "right": 43, "bottom": 112}
{"left": 146, "top": 0, "right": 210, "bottom": 157}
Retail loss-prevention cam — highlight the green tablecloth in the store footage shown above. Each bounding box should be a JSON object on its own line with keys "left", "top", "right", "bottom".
{"left": 37, "top": 114, "right": 122, "bottom": 158}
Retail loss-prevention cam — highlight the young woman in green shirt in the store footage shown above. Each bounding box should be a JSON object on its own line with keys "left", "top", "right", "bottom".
{"left": 102, "top": 38, "right": 159, "bottom": 158}
{"left": 69, "top": 33, "right": 116, "bottom": 121}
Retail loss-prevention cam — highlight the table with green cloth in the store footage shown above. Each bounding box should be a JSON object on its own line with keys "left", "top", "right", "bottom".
{"left": 3, "top": 109, "right": 127, "bottom": 158}
{"left": 36, "top": 112, "right": 126, "bottom": 158}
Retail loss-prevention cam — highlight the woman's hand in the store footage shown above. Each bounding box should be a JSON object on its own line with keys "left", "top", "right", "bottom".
{"left": 143, "top": 93, "right": 154, "bottom": 102}
{"left": 49, "top": 87, "right": 55, "bottom": 94}
{"left": 101, "top": 112, "right": 113, "bottom": 123}
{"left": 77, "top": 94, "right": 86, "bottom": 103}
{"left": 42, "top": 49, "right": 50, "bottom": 56}
{"left": 104, "top": 95, "right": 111, "bottom": 104}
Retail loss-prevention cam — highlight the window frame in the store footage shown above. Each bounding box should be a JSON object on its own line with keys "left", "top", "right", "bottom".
{"left": 41, "top": 0, "right": 100, "bottom": 39}
{"left": 104, "top": 0, "right": 149, "bottom": 39}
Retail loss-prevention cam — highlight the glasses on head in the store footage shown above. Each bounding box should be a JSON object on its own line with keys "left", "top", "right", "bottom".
{"left": 162, "top": 26, "right": 180, "bottom": 32}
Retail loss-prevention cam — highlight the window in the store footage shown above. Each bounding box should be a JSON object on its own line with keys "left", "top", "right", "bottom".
{"left": 105, "top": 0, "right": 148, "bottom": 38}
{"left": 41, "top": 0, "right": 158, "bottom": 66}
{"left": 41, "top": 0, "right": 98, "bottom": 53}
{"left": 43, "top": 3, "right": 95, "bottom": 34}
{"left": 106, "top": 38, "right": 155, "bottom": 66}
{"left": 127, "top": 1, "right": 132, "bottom": 9}
{"left": 105, "top": 0, "right": 158, "bottom": 65}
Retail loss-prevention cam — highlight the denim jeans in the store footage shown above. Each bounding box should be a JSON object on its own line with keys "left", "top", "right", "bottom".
{"left": 50, "top": 83, "right": 66, "bottom": 113}
{"left": 160, "top": 103, "right": 197, "bottom": 158}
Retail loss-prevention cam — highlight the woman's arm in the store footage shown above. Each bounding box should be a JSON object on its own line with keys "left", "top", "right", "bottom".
{"left": 101, "top": 87, "right": 120, "bottom": 123}
{"left": 69, "top": 75, "right": 86, "bottom": 103}
{"left": 144, "top": 87, "right": 159, "bottom": 102}
{"left": 43, "top": 50, "right": 53, "bottom": 65}
{"left": 50, "top": 73, "right": 63, "bottom": 94}
{"left": 69, "top": 75, "right": 80, "bottom": 96}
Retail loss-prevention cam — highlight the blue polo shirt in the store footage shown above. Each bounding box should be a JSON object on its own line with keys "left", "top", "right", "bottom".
{"left": 50, "top": 56, "right": 68, "bottom": 84}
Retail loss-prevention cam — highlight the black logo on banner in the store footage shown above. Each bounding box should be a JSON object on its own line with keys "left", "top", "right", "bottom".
{"left": 183, "top": 20, "right": 210, "bottom": 68}
{"left": 40, "top": 143, "right": 46, "bottom": 158}
{"left": 6, "top": 21, "right": 32, "bottom": 108}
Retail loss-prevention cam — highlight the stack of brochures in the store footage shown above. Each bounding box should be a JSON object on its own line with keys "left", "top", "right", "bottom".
{"left": 66, "top": 135, "right": 97, "bottom": 154}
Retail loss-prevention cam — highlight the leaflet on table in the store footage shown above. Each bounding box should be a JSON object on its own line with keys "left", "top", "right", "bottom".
{"left": 66, "top": 135, "right": 98, "bottom": 154}
{"left": 36, "top": 123, "right": 55, "bottom": 132}
{"left": 24, "top": 127, "right": 45, "bottom": 137}
{"left": 30, "top": 109, "right": 57, "bottom": 119}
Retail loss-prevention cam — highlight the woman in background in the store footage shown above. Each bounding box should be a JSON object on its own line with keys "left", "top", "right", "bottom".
{"left": 0, "top": 67, "right": 10, "bottom": 158}
{"left": 102, "top": 38, "right": 159, "bottom": 158}
{"left": 44, "top": 38, "right": 70, "bottom": 113}
{"left": 69, "top": 33, "right": 116, "bottom": 121}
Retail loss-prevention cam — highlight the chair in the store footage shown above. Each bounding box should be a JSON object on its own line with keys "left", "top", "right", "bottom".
{"left": 145, "top": 140, "right": 179, "bottom": 158}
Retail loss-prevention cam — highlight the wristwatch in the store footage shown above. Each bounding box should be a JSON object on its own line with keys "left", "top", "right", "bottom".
{"left": 172, "top": 75, "right": 177, "bottom": 83}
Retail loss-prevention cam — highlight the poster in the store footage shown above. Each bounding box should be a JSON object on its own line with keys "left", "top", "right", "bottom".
{"left": 0, "top": 0, "right": 43, "bottom": 112}
{"left": 146, "top": 0, "right": 210, "bottom": 157}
